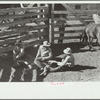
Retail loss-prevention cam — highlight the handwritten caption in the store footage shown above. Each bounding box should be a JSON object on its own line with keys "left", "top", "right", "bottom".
{"left": 50, "top": 82, "right": 65, "bottom": 85}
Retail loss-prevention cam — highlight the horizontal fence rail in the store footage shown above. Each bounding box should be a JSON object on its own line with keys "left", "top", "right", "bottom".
{"left": 0, "top": 5, "right": 49, "bottom": 53}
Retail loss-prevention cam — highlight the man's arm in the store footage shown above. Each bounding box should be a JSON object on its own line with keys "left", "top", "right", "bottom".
{"left": 57, "top": 56, "right": 70, "bottom": 67}
{"left": 43, "top": 48, "right": 53, "bottom": 60}
{"left": 35, "top": 46, "right": 41, "bottom": 59}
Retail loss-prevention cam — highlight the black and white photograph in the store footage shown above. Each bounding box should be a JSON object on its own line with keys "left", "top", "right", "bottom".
{"left": 0, "top": 2, "right": 100, "bottom": 82}
{"left": 1, "top": 1, "right": 100, "bottom": 99}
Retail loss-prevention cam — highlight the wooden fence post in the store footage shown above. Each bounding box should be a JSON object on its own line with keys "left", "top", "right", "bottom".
{"left": 37, "top": 4, "right": 40, "bottom": 18}
{"left": 58, "top": 15, "right": 65, "bottom": 44}
{"left": 50, "top": 4, "right": 54, "bottom": 44}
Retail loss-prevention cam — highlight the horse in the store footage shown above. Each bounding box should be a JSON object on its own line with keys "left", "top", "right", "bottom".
{"left": 80, "top": 22, "right": 100, "bottom": 50}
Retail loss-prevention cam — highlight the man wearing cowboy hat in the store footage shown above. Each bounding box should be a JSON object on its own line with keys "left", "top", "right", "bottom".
{"left": 49, "top": 47, "right": 75, "bottom": 71}
{"left": 58, "top": 47, "right": 75, "bottom": 68}
{"left": 34, "top": 40, "right": 53, "bottom": 76}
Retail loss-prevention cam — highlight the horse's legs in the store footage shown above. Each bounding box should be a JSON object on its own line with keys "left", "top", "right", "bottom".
{"left": 9, "top": 67, "right": 16, "bottom": 82}
{"left": 89, "top": 37, "right": 93, "bottom": 50}
{"left": 96, "top": 38, "right": 98, "bottom": 45}
{"left": 97, "top": 32, "right": 100, "bottom": 46}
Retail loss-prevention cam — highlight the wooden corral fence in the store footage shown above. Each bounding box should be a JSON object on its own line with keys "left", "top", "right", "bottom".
{"left": 50, "top": 4, "right": 100, "bottom": 44}
{"left": 0, "top": 4, "right": 49, "bottom": 54}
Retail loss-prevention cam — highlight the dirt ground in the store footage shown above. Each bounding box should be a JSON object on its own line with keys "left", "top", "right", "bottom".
{"left": 0, "top": 42, "right": 100, "bottom": 82}
{"left": 44, "top": 43, "right": 100, "bottom": 82}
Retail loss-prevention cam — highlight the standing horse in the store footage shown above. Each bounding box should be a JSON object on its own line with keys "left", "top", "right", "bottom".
{"left": 80, "top": 22, "right": 100, "bottom": 50}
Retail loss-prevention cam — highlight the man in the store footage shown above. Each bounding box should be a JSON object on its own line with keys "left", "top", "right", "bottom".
{"left": 49, "top": 47, "right": 75, "bottom": 72}
{"left": 9, "top": 39, "right": 34, "bottom": 82}
{"left": 34, "top": 40, "right": 53, "bottom": 76}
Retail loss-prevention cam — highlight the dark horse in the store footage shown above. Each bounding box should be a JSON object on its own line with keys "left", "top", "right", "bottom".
{"left": 80, "top": 22, "right": 100, "bottom": 50}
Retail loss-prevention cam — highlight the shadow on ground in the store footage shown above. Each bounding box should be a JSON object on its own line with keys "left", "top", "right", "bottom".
{"left": 51, "top": 64, "right": 97, "bottom": 73}
{"left": 79, "top": 49, "right": 97, "bottom": 52}
{"left": 0, "top": 42, "right": 97, "bottom": 82}
{"left": 51, "top": 42, "right": 86, "bottom": 57}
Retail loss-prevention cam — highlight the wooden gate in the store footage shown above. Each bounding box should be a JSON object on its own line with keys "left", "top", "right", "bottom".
{"left": 50, "top": 4, "right": 100, "bottom": 44}
{"left": 0, "top": 4, "right": 49, "bottom": 53}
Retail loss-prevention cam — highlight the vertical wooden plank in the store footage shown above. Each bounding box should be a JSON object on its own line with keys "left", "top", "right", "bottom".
{"left": 43, "top": 4, "right": 49, "bottom": 41}
{"left": 43, "top": 4, "right": 47, "bottom": 18}
{"left": 37, "top": 4, "right": 41, "bottom": 41}
{"left": 37, "top": 4, "right": 40, "bottom": 18}
{"left": 20, "top": 3, "right": 24, "bottom": 8}
{"left": 50, "top": 4, "right": 55, "bottom": 43}
{"left": 58, "top": 15, "right": 65, "bottom": 44}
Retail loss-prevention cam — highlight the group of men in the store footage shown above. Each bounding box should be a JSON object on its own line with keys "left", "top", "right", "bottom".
{"left": 34, "top": 41, "right": 75, "bottom": 75}
{"left": 9, "top": 39, "right": 75, "bottom": 82}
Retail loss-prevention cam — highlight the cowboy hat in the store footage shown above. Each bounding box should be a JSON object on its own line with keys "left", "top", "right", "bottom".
{"left": 43, "top": 41, "right": 51, "bottom": 47}
{"left": 63, "top": 47, "right": 72, "bottom": 54}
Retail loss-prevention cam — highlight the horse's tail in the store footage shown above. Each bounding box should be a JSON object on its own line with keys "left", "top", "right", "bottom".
{"left": 80, "top": 28, "right": 88, "bottom": 43}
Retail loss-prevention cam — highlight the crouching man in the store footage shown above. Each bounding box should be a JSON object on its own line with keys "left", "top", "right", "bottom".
{"left": 34, "top": 41, "right": 52, "bottom": 76}
{"left": 49, "top": 47, "right": 75, "bottom": 72}
{"left": 9, "top": 39, "right": 35, "bottom": 82}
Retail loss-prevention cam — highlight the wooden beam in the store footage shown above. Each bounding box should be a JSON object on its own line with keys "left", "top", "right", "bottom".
{"left": 0, "top": 30, "right": 46, "bottom": 40}
{"left": 54, "top": 30, "right": 83, "bottom": 34}
{"left": 53, "top": 36, "right": 80, "bottom": 40}
{"left": 0, "top": 25, "right": 46, "bottom": 36}
{"left": 0, "top": 6, "right": 48, "bottom": 14}
{"left": 52, "top": 11, "right": 71, "bottom": 14}
{"left": 15, "top": 25, "right": 47, "bottom": 32}
{"left": 0, "top": 31, "right": 46, "bottom": 45}
{"left": 0, "top": 12, "right": 47, "bottom": 21}
{"left": 0, "top": 17, "right": 48, "bottom": 27}
{"left": 75, "top": 10, "right": 100, "bottom": 14}
{"left": 50, "top": 4, "right": 55, "bottom": 43}
{"left": 0, "top": 25, "right": 47, "bottom": 38}
{"left": 0, "top": 34, "right": 18, "bottom": 40}
{"left": 52, "top": 24, "right": 85, "bottom": 30}
{"left": 52, "top": 10, "right": 100, "bottom": 15}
